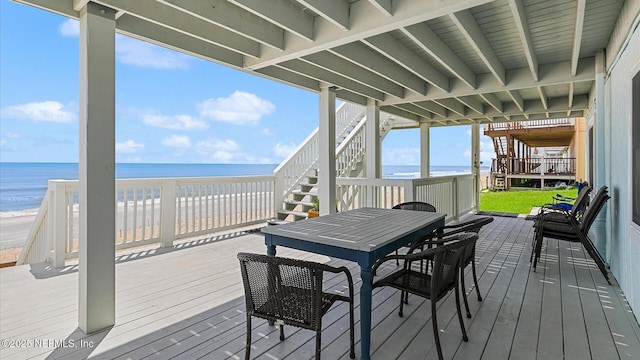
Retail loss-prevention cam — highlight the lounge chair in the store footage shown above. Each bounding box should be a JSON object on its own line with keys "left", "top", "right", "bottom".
{"left": 531, "top": 186, "right": 611, "bottom": 284}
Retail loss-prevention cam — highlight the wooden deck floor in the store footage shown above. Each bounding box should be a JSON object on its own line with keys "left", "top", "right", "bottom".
{"left": 1, "top": 216, "right": 639, "bottom": 359}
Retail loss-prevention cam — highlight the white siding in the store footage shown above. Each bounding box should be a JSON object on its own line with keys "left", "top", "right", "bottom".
{"left": 605, "top": 20, "right": 640, "bottom": 318}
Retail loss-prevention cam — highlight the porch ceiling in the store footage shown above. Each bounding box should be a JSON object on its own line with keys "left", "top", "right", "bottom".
{"left": 16, "top": 0, "right": 626, "bottom": 127}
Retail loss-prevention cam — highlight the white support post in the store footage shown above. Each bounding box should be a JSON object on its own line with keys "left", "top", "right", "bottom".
{"left": 594, "top": 50, "right": 609, "bottom": 259}
{"left": 50, "top": 180, "right": 67, "bottom": 268}
{"left": 160, "top": 179, "right": 177, "bottom": 248}
{"left": 420, "top": 122, "right": 430, "bottom": 178}
{"left": 78, "top": 2, "right": 116, "bottom": 334}
{"left": 318, "top": 86, "right": 337, "bottom": 215}
{"left": 365, "top": 99, "right": 381, "bottom": 179}
{"left": 471, "top": 123, "right": 481, "bottom": 212}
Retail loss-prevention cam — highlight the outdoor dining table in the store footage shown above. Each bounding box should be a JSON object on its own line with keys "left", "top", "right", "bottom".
{"left": 261, "top": 207, "right": 446, "bottom": 360}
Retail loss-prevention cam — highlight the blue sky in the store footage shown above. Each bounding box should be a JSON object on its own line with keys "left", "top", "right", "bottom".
{"left": 0, "top": 0, "right": 494, "bottom": 167}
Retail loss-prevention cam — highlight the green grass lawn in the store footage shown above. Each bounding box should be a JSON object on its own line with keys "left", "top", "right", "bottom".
{"left": 479, "top": 188, "right": 578, "bottom": 214}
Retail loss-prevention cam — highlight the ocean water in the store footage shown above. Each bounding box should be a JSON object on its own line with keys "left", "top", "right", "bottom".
{"left": 0, "top": 162, "right": 482, "bottom": 215}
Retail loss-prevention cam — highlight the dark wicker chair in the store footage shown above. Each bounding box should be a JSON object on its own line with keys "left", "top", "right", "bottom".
{"left": 531, "top": 186, "right": 611, "bottom": 284}
{"left": 390, "top": 201, "right": 437, "bottom": 265}
{"left": 237, "top": 253, "right": 355, "bottom": 360}
{"left": 406, "top": 215, "right": 494, "bottom": 317}
{"left": 372, "top": 233, "right": 477, "bottom": 360}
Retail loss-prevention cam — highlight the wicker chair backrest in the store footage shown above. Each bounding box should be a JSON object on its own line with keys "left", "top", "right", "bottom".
{"left": 392, "top": 201, "right": 437, "bottom": 212}
{"left": 237, "top": 253, "right": 324, "bottom": 330}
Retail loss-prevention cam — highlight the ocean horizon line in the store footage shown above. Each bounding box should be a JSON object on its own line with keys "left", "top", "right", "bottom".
{"left": 0, "top": 162, "right": 486, "bottom": 214}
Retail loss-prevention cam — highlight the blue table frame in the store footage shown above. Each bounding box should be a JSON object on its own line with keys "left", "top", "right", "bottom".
{"left": 261, "top": 207, "right": 445, "bottom": 360}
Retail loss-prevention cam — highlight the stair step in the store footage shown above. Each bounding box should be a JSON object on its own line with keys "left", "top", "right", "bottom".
{"left": 293, "top": 189, "right": 317, "bottom": 197}
{"left": 277, "top": 210, "right": 310, "bottom": 218}
{"left": 284, "top": 199, "right": 315, "bottom": 208}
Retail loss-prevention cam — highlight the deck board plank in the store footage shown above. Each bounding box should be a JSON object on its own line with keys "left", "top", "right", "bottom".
{"left": 2, "top": 217, "right": 640, "bottom": 360}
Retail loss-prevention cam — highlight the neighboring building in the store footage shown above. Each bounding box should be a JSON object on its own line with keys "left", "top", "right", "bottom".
{"left": 484, "top": 118, "right": 587, "bottom": 189}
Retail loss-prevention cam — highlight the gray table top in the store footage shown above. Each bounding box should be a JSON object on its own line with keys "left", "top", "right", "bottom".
{"left": 261, "top": 207, "right": 445, "bottom": 252}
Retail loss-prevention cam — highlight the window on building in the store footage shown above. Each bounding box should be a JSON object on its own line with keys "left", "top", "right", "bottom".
{"left": 633, "top": 71, "right": 640, "bottom": 226}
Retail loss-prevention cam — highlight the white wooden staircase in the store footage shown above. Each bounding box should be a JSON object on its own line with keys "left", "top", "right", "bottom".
{"left": 273, "top": 103, "right": 395, "bottom": 221}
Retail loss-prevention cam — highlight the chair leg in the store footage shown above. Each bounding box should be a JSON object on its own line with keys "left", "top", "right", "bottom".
{"left": 398, "top": 291, "right": 405, "bottom": 317}
{"left": 280, "top": 324, "right": 285, "bottom": 341}
{"left": 431, "top": 298, "right": 444, "bottom": 360}
{"left": 460, "top": 271, "right": 471, "bottom": 318}
{"left": 349, "top": 299, "right": 355, "bottom": 359}
{"left": 315, "top": 330, "right": 322, "bottom": 360}
{"left": 454, "top": 279, "right": 469, "bottom": 342}
{"left": 245, "top": 316, "right": 252, "bottom": 360}
{"left": 533, "top": 232, "right": 544, "bottom": 271}
{"left": 471, "top": 261, "right": 482, "bottom": 301}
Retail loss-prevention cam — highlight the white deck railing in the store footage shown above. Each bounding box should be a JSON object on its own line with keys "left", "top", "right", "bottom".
{"left": 18, "top": 173, "right": 476, "bottom": 266}
{"left": 336, "top": 174, "right": 476, "bottom": 222}
{"left": 17, "top": 176, "right": 276, "bottom": 266}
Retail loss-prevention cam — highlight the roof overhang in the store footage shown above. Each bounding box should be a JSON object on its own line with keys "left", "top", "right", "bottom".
{"left": 13, "top": 0, "right": 628, "bottom": 127}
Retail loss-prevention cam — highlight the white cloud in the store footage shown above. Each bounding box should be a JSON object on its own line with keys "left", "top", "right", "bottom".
{"left": 0, "top": 101, "right": 76, "bottom": 123}
{"left": 198, "top": 91, "right": 275, "bottom": 125}
{"left": 197, "top": 139, "right": 241, "bottom": 152}
{"left": 142, "top": 112, "right": 207, "bottom": 130}
{"left": 162, "top": 135, "right": 191, "bottom": 148}
{"left": 273, "top": 142, "right": 297, "bottom": 158}
{"left": 59, "top": 19, "right": 79, "bottom": 37}
{"left": 383, "top": 148, "right": 420, "bottom": 165}
{"left": 58, "top": 19, "right": 190, "bottom": 69}
{"left": 116, "top": 140, "right": 144, "bottom": 154}
{"left": 195, "top": 139, "right": 256, "bottom": 163}
{"left": 261, "top": 128, "right": 273, "bottom": 136}
{"left": 116, "top": 35, "right": 190, "bottom": 70}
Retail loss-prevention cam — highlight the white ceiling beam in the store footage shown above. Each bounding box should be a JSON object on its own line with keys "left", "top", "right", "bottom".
{"left": 116, "top": 14, "right": 244, "bottom": 67}
{"left": 393, "top": 103, "right": 434, "bottom": 119}
{"left": 72, "top": 0, "right": 90, "bottom": 11}
{"left": 433, "top": 98, "right": 466, "bottom": 116}
{"left": 94, "top": 0, "right": 260, "bottom": 57}
{"left": 537, "top": 87, "right": 548, "bottom": 110}
{"left": 402, "top": 23, "right": 476, "bottom": 89}
{"left": 382, "top": 58, "right": 595, "bottom": 105}
{"left": 571, "top": 0, "right": 587, "bottom": 76}
{"left": 229, "top": 0, "right": 314, "bottom": 41}
{"left": 302, "top": 52, "right": 405, "bottom": 98}
{"left": 507, "top": 90, "right": 524, "bottom": 112}
{"left": 417, "top": 95, "right": 589, "bottom": 124}
{"left": 368, "top": 0, "right": 393, "bottom": 16}
{"left": 159, "top": 0, "right": 285, "bottom": 50}
{"left": 279, "top": 60, "right": 386, "bottom": 101}
{"left": 383, "top": 106, "right": 422, "bottom": 122}
{"left": 456, "top": 95, "right": 484, "bottom": 114}
{"left": 243, "top": 0, "right": 494, "bottom": 69}
{"left": 331, "top": 43, "right": 427, "bottom": 96}
{"left": 364, "top": 34, "right": 450, "bottom": 92}
{"left": 297, "top": 0, "right": 350, "bottom": 30}
{"left": 255, "top": 66, "right": 320, "bottom": 92}
{"left": 508, "top": 0, "right": 539, "bottom": 81}
{"left": 567, "top": 82, "right": 575, "bottom": 116}
{"left": 450, "top": 10, "right": 506, "bottom": 86}
{"left": 480, "top": 93, "right": 502, "bottom": 113}
{"left": 414, "top": 101, "right": 448, "bottom": 118}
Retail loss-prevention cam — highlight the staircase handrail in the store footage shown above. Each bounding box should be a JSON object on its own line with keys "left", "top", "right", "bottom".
{"left": 273, "top": 103, "right": 366, "bottom": 203}
{"left": 335, "top": 112, "right": 395, "bottom": 177}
